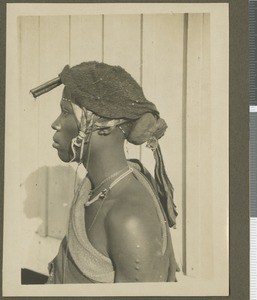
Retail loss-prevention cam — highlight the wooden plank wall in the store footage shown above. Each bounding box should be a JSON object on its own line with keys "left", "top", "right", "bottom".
{"left": 19, "top": 14, "right": 211, "bottom": 277}
{"left": 185, "top": 14, "right": 213, "bottom": 278}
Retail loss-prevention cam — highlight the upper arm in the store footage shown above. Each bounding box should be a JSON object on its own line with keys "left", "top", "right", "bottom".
{"left": 105, "top": 201, "right": 168, "bottom": 282}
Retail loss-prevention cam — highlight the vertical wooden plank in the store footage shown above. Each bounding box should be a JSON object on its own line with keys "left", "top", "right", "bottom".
{"left": 19, "top": 15, "right": 43, "bottom": 262}
{"left": 19, "top": 16, "right": 47, "bottom": 235}
{"left": 183, "top": 13, "right": 214, "bottom": 279}
{"left": 210, "top": 8, "right": 229, "bottom": 283}
{"left": 39, "top": 16, "right": 71, "bottom": 239}
{"left": 20, "top": 16, "right": 40, "bottom": 186}
{"left": 198, "top": 14, "right": 214, "bottom": 279}
{"left": 182, "top": 14, "right": 188, "bottom": 275}
{"left": 70, "top": 15, "right": 103, "bottom": 65}
{"left": 142, "top": 14, "right": 185, "bottom": 269}
{"left": 47, "top": 166, "right": 76, "bottom": 239}
{"left": 185, "top": 13, "right": 203, "bottom": 277}
{"left": 104, "top": 14, "right": 141, "bottom": 159}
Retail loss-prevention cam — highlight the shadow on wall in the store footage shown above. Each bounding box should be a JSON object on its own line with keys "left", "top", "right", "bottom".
{"left": 23, "top": 165, "right": 82, "bottom": 239}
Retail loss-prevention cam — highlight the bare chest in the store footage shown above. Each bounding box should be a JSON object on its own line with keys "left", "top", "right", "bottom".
{"left": 84, "top": 201, "right": 111, "bottom": 258}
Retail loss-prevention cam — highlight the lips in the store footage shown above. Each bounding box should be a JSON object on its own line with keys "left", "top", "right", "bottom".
{"left": 52, "top": 141, "right": 60, "bottom": 149}
{"left": 52, "top": 136, "right": 60, "bottom": 149}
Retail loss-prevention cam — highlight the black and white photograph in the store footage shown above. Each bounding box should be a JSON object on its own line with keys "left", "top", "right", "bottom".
{"left": 3, "top": 2, "right": 229, "bottom": 297}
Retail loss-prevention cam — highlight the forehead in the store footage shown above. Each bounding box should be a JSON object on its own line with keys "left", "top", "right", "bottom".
{"left": 60, "top": 98, "right": 73, "bottom": 111}
{"left": 60, "top": 87, "right": 73, "bottom": 109}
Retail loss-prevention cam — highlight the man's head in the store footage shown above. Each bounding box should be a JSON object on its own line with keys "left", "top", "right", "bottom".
{"left": 31, "top": 61, "right": 177, "bottom": 227}
{"left": 51, "top": 85, "right": 130, "bottom": 164}
{"left": 48, "top": 61, "right": 167, "bottom": 164}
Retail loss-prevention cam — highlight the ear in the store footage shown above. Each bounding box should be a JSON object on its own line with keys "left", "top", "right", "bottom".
{"left": 97, "top": 127, "right": 115, "bottom": 136}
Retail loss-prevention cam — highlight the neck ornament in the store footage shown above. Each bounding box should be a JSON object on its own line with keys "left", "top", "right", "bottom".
{"left": 85, "top": 167, "right": 133, "bottom": 207}
{"left": 89, "top": 166, "right": 128, "bottom": 197}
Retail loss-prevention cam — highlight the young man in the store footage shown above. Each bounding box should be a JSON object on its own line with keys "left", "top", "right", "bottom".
{"left": 31, "top": 61, "right": 178, "bottom": 283}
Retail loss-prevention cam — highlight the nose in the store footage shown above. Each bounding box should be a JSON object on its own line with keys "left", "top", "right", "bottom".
{"left": 51, "top": 117, "right": 61, "bottom": 131}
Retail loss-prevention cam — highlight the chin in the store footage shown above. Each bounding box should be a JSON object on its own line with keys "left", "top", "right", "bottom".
{"left": 57, "top": 150, "right": 72, "bottom": 163}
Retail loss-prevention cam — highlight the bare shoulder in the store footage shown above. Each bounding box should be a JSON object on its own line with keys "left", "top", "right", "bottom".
{"left": 105, "top": 180, "right": 160, "bottom": 238}
{"left": 104, "top": 180, "right": 169, "bottom": 282}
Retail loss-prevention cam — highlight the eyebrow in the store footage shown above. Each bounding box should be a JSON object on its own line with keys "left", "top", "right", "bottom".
{"left": 60, "top": 101, "right": 72, "bottom": 111}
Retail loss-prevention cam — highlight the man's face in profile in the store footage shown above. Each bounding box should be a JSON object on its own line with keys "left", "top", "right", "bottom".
{"left": 51, "top": 89, "right": 79, "bottom": 162}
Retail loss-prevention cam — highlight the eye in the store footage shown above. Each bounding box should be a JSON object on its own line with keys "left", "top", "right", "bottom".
{"left": 61, "top": 109, "right": 69, "bottom": 117}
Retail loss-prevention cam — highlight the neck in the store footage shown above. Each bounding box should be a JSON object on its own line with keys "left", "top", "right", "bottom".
{"left": 83, "top": 137, "right": 128, "bottom": 189}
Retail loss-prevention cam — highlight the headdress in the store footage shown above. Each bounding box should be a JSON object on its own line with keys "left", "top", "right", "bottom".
{"left": 30, "top": 61, "right": 177, "bottom": 228}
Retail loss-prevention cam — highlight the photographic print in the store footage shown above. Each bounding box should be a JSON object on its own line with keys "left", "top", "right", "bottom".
{"left": 3, "top": 2, "right": 229, "bottom": 297}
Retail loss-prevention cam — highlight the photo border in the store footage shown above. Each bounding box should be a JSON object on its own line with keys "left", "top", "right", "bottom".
{"left": 0, "top": 0, "right": 249, "bottom": 299}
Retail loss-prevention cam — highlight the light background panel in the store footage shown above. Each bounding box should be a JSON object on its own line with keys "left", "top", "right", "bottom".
{"left": 70, "top": 15, "right": 103, "bottom": 64}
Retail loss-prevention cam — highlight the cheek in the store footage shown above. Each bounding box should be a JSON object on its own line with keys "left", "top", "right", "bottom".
{"left": 63, "top": 125, "right": 79, "bottom": 143}
{"left": 63, "top": 115, "right": 79, "bottom": 137}
{"left": 56, "top": 129, "right": 78, "bottom": 162}
{"left": 58, "top": 119, "right": 79, "bottom": 151}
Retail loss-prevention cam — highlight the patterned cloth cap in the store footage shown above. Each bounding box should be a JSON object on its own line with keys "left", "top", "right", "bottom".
{"left": 59, "top": 61, "right": 159, "bottom": 120}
